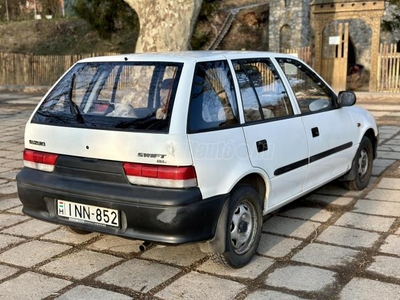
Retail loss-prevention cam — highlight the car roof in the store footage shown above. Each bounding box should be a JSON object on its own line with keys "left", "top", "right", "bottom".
{"left": 78, "top": 51, "right": 296, "bottom": 64}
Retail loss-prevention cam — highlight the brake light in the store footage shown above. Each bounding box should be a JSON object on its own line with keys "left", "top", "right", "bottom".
{"left": 23, "top": 149, "right": 58, "bottom": 172}
{"left": 123, "top": 163, "right": 197, "bottom": 188}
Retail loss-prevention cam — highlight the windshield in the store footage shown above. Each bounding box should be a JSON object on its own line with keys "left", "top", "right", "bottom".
{"left": 32, "top": 61, "right": 183, "bottom": 132}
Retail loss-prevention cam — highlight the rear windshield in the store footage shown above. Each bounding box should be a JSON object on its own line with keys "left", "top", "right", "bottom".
{"left": 32, "top": 61, "right": 183, "bottom": 132}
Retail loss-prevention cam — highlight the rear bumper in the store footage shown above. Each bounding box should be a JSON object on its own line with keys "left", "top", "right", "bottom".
{"left": 17, "top": 167, "right": 228, "bottom": 244}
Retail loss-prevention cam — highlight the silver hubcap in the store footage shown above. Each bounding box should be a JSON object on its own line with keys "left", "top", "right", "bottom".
{"left": 230, "top": 200, "right": 257, "bottom": 254}
{"left": 358, "top": 148, "right": 369, "bottom": 177}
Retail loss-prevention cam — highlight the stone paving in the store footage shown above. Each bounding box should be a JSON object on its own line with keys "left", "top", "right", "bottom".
{"left": 0, "top": 92, "right": 400, "bottom": 299}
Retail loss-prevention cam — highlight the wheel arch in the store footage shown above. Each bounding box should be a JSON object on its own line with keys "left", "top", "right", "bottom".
{"left": 199, "top": 171, "right": 268, "bottom": 255}
{"left": 236, "top": 172, "right": 267, "bottom": 211}
{"left": 364, "top": 128, "right": 378, "bottom": 159}
{"left": 341, "top": 130, "right": 376, "bottom": 182}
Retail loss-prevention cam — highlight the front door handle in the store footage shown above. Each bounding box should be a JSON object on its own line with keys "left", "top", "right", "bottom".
{"left": 256, "top": 139, "right": 268, "bottom": 152}
{"left": 312, "top": 127, "right": 319, "bottom": 138}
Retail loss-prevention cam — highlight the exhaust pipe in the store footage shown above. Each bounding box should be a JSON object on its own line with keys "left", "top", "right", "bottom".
{"left": 139, "top": 241, "right": 152, "bottom": 252}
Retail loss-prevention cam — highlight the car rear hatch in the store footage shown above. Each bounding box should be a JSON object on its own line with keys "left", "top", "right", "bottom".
{"left": 24, "top": 58, "right": 196, "bottom": 189}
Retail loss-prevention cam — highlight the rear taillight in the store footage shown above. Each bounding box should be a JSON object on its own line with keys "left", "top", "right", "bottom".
{"left": 123, "top": 163, "right": 197, "bottom": 188}
{"left": 23, "top": 149, "right": 58, "bottom": 172}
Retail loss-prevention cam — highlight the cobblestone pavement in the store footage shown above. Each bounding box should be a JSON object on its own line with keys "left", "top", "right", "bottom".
{"left": 0, "top": 92, "right": 400, "bottom": 299}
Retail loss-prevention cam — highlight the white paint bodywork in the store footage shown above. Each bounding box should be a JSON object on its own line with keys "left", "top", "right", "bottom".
{"left": 24, "top": 51, "right": 378, "bottom": 216}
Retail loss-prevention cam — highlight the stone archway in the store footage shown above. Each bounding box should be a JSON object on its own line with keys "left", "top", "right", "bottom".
{"left": 311, "top": 1, "right": 385, "bottom": 92}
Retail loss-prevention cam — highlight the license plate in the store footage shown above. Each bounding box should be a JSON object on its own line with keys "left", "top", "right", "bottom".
{"left": 57, "top": 200, "right": 119, "bottom": 227}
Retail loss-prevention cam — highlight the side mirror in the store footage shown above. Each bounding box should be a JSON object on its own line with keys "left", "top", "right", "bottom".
{"left": 337, "top": 91, "right": 356, "bottom": 107}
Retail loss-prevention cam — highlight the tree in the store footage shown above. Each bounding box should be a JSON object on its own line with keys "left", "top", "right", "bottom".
{"left": 71, "top": 0, "right": 204, "bottom": 52}
{"left": 73, "top": 0, "right": 139, "bottom": 40}
{"left": 123, "top": 0, "right": 203, "bottom": 53}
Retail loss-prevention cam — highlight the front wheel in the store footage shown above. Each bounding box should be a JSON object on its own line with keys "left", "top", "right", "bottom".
{"left": 343, "top": 137, "right": 373, "bottom": 191}
{"left": 211, "top": 185, "right": 262, "bottom": 268}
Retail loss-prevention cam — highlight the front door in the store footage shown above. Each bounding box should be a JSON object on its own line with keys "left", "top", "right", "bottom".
{"left": 277, "top": 57, "right": 356, "bottom": 191}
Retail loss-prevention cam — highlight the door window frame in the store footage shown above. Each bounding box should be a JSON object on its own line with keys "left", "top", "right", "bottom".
{"left": 231, "top": 58, "right": 295, "bottom": 125}
{"left": 275, "top": 57, "right": 338, "bottom": 115}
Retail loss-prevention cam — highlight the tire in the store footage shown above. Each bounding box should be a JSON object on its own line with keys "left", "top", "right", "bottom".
{"left": 66, "top": 226, "right": 92, "bottom": 235}
{"left": 211, "top": 185, "right": 262, "bottom": 268}
{"left": 343, "top": 137, "right": 373, "bottom": 191}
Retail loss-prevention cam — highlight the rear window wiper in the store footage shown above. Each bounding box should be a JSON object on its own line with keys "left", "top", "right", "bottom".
{"left": 68, "top": 74, "right": 84, "bottom": 124}
{"left": 69, "top": 100, "right": 84, "bottom": 124}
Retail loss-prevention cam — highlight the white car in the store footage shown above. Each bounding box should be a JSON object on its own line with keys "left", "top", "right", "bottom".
{"left": 17, "top": 51, "right": 378, "bottom": 268}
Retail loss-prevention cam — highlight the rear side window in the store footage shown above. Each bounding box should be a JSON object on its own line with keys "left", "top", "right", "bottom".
{"left": 232, "top": 58, "right": 293, "bottom": 123}
{"left": 188, "top": 60, "right": 239, "bottom": 133}
{"left": 32, "top": 62, "right": 182, "bottom": 132}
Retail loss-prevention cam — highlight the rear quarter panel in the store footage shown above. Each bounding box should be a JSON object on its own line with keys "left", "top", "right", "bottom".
{"left": 187, "top": 128, "right": 263, "bottom": 199}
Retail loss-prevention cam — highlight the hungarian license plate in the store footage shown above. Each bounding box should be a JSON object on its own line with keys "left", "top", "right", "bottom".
{"left": 57, "top": 200, "right": 119, "bottom": 227}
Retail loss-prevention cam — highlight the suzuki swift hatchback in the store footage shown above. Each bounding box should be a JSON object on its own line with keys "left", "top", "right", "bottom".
{"left": 17, "top": 51, "right": 378, "bottom": 268}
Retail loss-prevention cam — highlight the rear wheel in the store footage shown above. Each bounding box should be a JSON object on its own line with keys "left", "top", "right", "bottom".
{"left": 211, "top": 185, "right": 262, "bottom": 268}
{"left": 343, "top": 137, "right": 373, "bottom": 191}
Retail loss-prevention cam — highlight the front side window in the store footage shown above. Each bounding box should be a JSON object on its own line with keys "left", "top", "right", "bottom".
{"left": 32, "top": 62, "right": 182, "bottom": 132}
{"left": 188, "top": 60, "right": 239, "bottom": 133}
{"left": 232, "top": 58, "right": 293, "bottom": 123}
{"left": 278, "top": 58, "right": 336, "bottom": 114}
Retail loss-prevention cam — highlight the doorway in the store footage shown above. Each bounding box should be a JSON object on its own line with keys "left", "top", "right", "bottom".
{"left": 321, "top": 21, "right": 349, "bottom": 92}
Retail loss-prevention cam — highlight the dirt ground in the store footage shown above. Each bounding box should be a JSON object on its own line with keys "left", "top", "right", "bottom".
{"left": 0, "top": 18, "right": 138, "bottom": 55}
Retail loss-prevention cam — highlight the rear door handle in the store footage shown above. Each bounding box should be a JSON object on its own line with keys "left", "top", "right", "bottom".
{"left": 312, "top": 127, "right": 319, "bottom": 138}
{"left": 256, "top": 139, "right": 268, "bottom": 152}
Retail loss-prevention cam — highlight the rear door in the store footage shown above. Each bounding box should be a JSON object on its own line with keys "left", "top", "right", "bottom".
{"left": 231, "top": 58, "right": 309, "bottom": 209}
{"left": 276, "top": 57, "right": 356, "bottom": 190}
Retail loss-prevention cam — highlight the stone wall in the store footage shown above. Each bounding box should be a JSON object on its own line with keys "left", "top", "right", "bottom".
{"left": 268, "top": 0, "right": 310, "bottom": 52}
{"left": 381, "top": 1, "right": 400, "bottom": 46}
{"left": 348, "top": 19, "right": 373, "bottom": 69}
